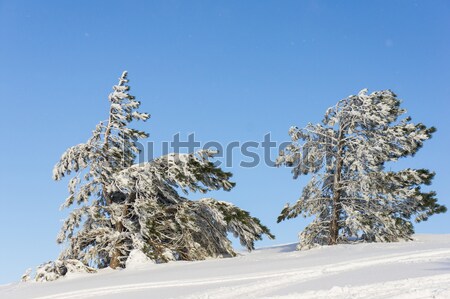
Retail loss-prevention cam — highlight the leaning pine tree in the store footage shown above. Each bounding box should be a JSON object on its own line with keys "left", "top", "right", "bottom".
{"left": 33, "top": 72, "right": 273, "bottom": 281}
{"left": 277, "top": 89, "right": 446, "bottom": 249}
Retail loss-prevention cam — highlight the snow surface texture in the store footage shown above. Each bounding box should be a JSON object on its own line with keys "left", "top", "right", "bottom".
{"left": 2, "top": 235, "right": 450, "bottom": 299}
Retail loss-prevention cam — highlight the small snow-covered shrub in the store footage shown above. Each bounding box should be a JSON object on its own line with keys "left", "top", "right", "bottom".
{"left": 34, "top": 259, "right": 96, "bottom": 282}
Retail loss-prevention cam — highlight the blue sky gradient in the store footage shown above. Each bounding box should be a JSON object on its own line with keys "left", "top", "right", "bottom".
{"left": 0, "top": 0, "right": 449, "bottom": 284}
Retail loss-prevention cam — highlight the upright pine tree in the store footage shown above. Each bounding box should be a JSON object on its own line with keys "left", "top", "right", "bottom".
{"left": 35, "top": 72, "right": 273, "bottom": 281}
{"left": 277, "top": 89, "right": 446, "bottom": 249}
{"left": 53, "top": 71, "right": 150, "bottom": 270}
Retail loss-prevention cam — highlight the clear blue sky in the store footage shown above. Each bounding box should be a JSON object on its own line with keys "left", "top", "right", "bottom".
{"left": 1, "top": 0, "right": 449, "bottom": 284}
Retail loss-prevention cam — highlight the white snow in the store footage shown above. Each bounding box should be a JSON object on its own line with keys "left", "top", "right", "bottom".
{"left": 124, "top": 250, "right": 155, "bottom": 270}
{"left": 2, "top": 234, "right": 450, "bottom": 299}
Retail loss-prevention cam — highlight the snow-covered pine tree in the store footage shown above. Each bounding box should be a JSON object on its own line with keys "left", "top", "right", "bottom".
{"left": 45, "top": 72, "right": 273, "bottom": 281}
{"left": 276, "top": 89, "right": 446, "bottom": 249}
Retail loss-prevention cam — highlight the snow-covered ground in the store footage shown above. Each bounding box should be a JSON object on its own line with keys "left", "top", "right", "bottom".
{"left": 2, "top": 234, "right": 450, "bottom": 299}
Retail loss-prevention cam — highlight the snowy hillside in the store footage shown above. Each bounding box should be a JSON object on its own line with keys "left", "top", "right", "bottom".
{"left": 2, "top": 234, "right": 450, "bottom": 299}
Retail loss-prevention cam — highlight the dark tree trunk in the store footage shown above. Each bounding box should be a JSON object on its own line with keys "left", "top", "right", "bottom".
{"left": 110, "top": 192, "right": 135, "bottom": 269}
{"left": 329, "top": 127, "right": 343, "bottom": 245}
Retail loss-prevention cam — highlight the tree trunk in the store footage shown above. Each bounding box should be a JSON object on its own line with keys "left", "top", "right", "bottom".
{"left": 329, "top": 196, "right": 341, "bottom": 245}
{"left": 103, "top": 105, "right": 123, "bottom": 269}
{"left": 110, "top": 224, "right": 123, "bottom": 269}
{"left": 110, "top": 192, "right": 135, "bottom": 269}
{"left": 329, "top": 128, "right": 344, "bottom": 245}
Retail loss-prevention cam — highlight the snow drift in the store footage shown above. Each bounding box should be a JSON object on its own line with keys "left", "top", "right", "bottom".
{"left": 1, "top": 234, "right": 450, "bottom": 299}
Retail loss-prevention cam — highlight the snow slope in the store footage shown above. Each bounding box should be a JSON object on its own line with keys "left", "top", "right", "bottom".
{"left": 2, "top": 234, "right": 450, "bottom": 299}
